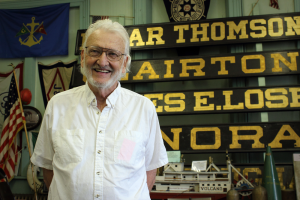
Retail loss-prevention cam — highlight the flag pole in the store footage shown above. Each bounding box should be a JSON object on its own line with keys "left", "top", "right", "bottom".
{"left": 9, "top": 63, "right": 39, "bottom": 200}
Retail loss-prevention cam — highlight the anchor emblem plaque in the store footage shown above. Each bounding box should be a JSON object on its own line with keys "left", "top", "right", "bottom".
{"left": 16, "top": 17, "right": 47, "bottom": 47}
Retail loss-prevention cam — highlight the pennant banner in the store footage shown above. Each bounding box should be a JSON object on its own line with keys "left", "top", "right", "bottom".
{"left": 0, "top": 3, "right": 69, "bottom": 58}
{"left": 38, "top": 60, "right": 77, "bottom": 107}
{"left": 163, "top": 0, "right": 210, "bottom": 22}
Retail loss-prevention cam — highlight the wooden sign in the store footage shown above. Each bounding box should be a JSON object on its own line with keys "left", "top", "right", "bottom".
{"left": 121, "top": 50, "right": 299, "bottom": 83}
{"left": 75, "top": 12, "right": 300, "bottom": 54}
{"left": 227, "top": 166, "right": 292, "bottom": 191}
{"left": 143, "top": 86, "right": 300, "bottom": 115}
{"left": 70, "top": 49, "right": 300, "bottom": 86}
{"left": 127, "top": 12, "right": 300, "bottom": 50}
{"left": 161, "top": 122, "right": 300, "bottom": 152}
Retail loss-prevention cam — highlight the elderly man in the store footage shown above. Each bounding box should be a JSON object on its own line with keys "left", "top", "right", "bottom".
{"left": 31, "top": 19, "right": 168, "bottom": 200}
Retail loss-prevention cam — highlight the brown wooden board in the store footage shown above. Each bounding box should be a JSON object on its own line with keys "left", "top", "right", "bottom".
{"left": 74, "top": 12, "right": 300, "bottom": 54}
{"left": 75, "top": 29, "right": 86, "bottom": 55}
{"left": 161, "top": 122, "right": 300, "bottom": 152}
{"left": 121, "top": 49, "right": 300, "bottom": 83}
{"left": 70, "top": 49, "right": 300, "bottom": 86}
{"left": 126, "top": 12, "right": 300, "bottom": 50}
{"left": 142, "top": 86, "right": 300, "bottom": 115}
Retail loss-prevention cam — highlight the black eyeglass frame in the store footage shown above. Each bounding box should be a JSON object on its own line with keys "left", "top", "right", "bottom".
{"left": 85, "top": 46, "right": 126, "bottom": 61}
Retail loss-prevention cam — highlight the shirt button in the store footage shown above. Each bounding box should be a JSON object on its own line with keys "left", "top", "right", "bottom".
{"left": 99, "top": 130, "right": 102, "bottom": 133}
{"left": 98, "top": 150, "right": 101, "bottom": 154}
{"left": 93, "top": 99, "right": 95, "bottom": 102}
{"left": 97, "top": 111, "right": 100, "bottom": 114}
{"left": 96, "top": 194, "right": 99, "bottom": 198}
{"left": 97, "top": 172, "right": 100, "bottom": 175}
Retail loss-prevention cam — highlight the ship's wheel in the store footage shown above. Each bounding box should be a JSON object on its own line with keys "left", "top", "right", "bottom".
{"left": 233, "top": 175, "right": 254, "bottom": 199}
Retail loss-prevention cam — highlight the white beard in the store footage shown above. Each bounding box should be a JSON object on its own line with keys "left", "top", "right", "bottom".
{"left": 81, "top": 58, "right": 123, "bottom": 89}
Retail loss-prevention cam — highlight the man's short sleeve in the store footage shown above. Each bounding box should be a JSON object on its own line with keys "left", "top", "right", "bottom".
{"left": 30, "top": 102, "right": 54, "bottom": 170}
{"left": 144, "top": 102, "right": 168, "bottom": 171}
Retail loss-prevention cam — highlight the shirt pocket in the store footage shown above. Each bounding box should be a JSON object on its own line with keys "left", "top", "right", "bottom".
{"left": 114, "top": 130, "right": 145, "bottom": 166}
{"left": 53, "top": 129, "right": 84, "bottom": 164}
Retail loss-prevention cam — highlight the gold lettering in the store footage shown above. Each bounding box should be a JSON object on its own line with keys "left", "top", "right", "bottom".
{"left": 265, "top": 88, "right": 289, "bottom": 108}
{"left": 243, "top": 168, "right": 262, "bottom": 186}
{"left": 164, "top": 93, "right": 185, "bottom": 112}
{"left": 284, "top": 16, "right": 300, "bottom": 36}
{"left": 276, "top": 168, "right": 285, "bottom": 189}
{"left": 146, "top": 27, "right": 165, "bottom": 45}
{"left": 271, "top": 52, "right": 299, "bottom": 72}
{"left": 130, "top": 29, "right": 145, "bottom": 46}
{"left": 144, "top": 94, "right": 163, "bottom": 112}
{"left": 133, "top": 62, "right": 159, "bottom": 80}
{"left": 223, "top": 91, "right": 244, "bottom": 110}
{"left": 161, "top": 128, "right": 181, "bottom": 150}
{"left": 211, "top": 56, "right": 236, "bottom": 75}
{"left": 174, "top": 25, "right": 189, "bottom": 43}
{"left": 250, "top": 19, "right": 267, "bottom": 38}
{"left": 269, "top": 125, "right": 300, "bottom": 148}
{"left": 268, "top": 18, "right": 284, "bottom": 37}
{"left": 190, "top": 23, "right": 210, "bottom": 42}
{"left": 179, "top": 59, "right": 205, "bottom": 77}
{"left": 227, "top": 20, "right": 249, "bottom": 40}
{"left": 164, "top": 60, "right": 175, "bottom": 78}
{"left": 242, "top": 55, "right": 266, "bottom": 74}
{"left": 245, "top": 89, "right": 264, "bottom": 109}
{"left": 191, "top": 127, "right": 221, "bottom": 150}
{"left": 229, "top": 126, "right": 264, "bottom": 149}
{"left": 289, "top": 88, "right": 300, "bottom": 107}
{"left": 211, "top": 22, "right": 225, "bottom": 41}
{"left": 194, "top": 92, "right": 215, "bottom": 111}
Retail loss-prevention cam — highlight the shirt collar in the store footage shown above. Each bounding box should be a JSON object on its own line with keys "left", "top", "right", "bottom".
{"left": 106, "top": 82, "right": 121, "bottom": 108}
{"left": 85, "top": 81, "right": 121, "bottom": 108}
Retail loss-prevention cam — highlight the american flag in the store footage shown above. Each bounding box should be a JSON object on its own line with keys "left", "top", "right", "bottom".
{"left": 270, "top": 0, "right": 279, "bottom": 9}
{"left": 0, "top": 75, "right": 24, "bottom": 181}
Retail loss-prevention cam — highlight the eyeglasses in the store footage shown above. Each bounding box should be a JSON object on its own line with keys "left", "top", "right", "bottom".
{"left": 85, "top": 46, "right": 126, "bottom": 61}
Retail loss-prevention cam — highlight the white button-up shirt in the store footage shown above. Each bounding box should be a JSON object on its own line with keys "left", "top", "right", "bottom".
{"left": 31, "top": 82, "right": 168, "bottom": 200}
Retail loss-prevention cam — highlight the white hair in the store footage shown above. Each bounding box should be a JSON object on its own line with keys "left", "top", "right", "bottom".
{"left": 82, "top": 19, "right": 131, "bottom": 74}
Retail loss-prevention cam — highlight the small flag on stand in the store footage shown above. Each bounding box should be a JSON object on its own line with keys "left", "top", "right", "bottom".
{"left": 270, "top": 0, "right": 279, "bottom": 9}
{"left": 0, "top": 75, "right": 25, "bottom": 181}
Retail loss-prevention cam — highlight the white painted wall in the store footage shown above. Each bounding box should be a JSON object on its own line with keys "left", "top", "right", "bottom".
{"left": 243, "top": 0, "right": 294, "bottom": 16}
{"left": 152, "top": 0, "right": 169, "bottom": 23}
{"left": 90, "top": 0, "right": 134, "bottom": 25}
{"left": 207, "top": 0, "right": 226, "bottom": 19}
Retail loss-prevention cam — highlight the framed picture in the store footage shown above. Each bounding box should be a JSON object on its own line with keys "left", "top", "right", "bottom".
{"left": 23, "top": 106, "right": 42, "bottom": 131}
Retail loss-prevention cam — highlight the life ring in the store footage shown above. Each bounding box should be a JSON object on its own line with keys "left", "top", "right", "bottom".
{"left": 27, "top": 163, "right": 44, "bottom": 193}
